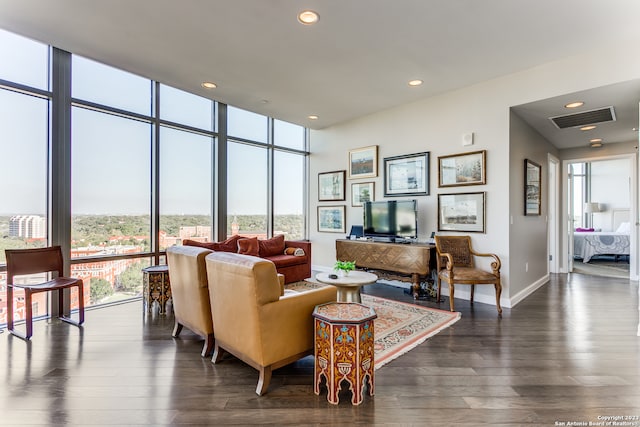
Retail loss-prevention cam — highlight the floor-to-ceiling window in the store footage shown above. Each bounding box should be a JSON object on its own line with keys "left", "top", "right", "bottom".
{"left": 226, "top": 107, "right": 307, "bottom": 240}
{"left": 0, "top": 28, "right": 309, "bottom": 326}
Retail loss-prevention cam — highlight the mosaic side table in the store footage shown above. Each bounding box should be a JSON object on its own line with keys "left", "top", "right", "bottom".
{"left": 313, "top": 302, "right": 377, "bottom": 405}
{"left": 142, "top": 265, "right": 172, "bottom": 315}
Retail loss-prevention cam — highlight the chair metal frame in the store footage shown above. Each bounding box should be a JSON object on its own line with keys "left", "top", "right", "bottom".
{"left": 5, "top": 246, "right": 85, "bottom": 340}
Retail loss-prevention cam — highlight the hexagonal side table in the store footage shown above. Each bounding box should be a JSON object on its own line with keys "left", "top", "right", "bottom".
{"left": 142, "top": 265, "right": 171, "bottom": 315}
{"left": 312, "top": 302, "right": 377, "bottom": 405}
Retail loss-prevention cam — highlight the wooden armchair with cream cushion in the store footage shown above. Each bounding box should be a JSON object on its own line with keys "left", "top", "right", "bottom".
{"left": 166, "top": 245, "right": 215, "bottom": 357}
{"left": 434, "top": 235, "right": 502, "bottom": 316}
{"left": 204, "top": 251, "right": 337, "bottom": 395}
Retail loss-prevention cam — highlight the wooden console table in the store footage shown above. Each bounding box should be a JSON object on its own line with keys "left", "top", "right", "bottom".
{"left": 335, "top": 239, "right": 435, "bottom": 299}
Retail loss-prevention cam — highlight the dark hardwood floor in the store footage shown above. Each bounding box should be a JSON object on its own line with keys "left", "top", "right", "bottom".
{"left": 1, "top": 273, "right": 639, "bottom": 426}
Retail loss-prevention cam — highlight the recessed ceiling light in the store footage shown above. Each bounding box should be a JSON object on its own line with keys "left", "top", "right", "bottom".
{"left": 298, "top": 10, "right": 319, "bottom": 25}
{"left": 201, "top": 82, "right": 217, "bottom": 89}
{"left": 565, "top": 101, "right": 584, "bottom": 109}
{"left": 308, "top": 115, "right": 319, "bottom": 120}
{"left": 408, "top": 79, "right": 423, "bottom": 87}
{"left": 580, "top": 125, "right": 596, "bottom": 131}
{"left": 590, "top": 138, "right": 603, "bottom": 143}
{"left": 590, "top": 141, "right": 603, "bottom": 148}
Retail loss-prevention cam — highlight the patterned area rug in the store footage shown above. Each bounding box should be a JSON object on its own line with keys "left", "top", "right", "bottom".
{"left": 285, "top": 281, "right": 461, "bottom": 370}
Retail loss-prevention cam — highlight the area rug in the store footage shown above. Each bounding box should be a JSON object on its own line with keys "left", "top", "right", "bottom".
{"left": 285, "top": 281, "right": 461, "bottom": 370}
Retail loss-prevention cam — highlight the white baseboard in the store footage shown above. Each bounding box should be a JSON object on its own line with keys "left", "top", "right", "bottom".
{"left": 508, "top": 274, "right": 549, "bottom": 308}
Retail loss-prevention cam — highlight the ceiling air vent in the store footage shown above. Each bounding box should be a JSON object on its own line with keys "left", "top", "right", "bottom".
{"left": 549, "top": 106, "right": 616, "bottom": 129}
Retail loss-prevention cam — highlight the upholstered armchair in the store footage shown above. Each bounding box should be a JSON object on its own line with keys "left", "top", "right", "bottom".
{"left": 434, "top": 235, "right": 502, "bottom": 316}
{"left": 204, "top": 251, "right": 337, "bottom": 395}
{"left": 166, "top": 245, "right": 215, "bottom": 357}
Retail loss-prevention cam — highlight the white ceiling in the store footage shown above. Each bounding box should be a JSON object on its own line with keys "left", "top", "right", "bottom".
{"left": 0, "top": 0, "right": 639, "bottom": 148}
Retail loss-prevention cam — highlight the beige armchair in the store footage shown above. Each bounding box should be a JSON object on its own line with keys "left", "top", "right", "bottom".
{"left": 435, "top": 235, "right": 502, "bottom": 316}
{"left": 166, "top": 245, "right": 215, "bottom": 356}
{"left": 205, "top": 251, "right": 337, "bottom": 395}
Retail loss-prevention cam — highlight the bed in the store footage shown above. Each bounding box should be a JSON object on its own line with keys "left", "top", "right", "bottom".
{"left": 573, "top": 209, "right": 631, "bottom": 263}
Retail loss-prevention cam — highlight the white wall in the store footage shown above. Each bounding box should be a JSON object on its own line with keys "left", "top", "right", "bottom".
{"left": 309, "top": 42, "right": 640, "bottom": 309}
{"left": 509, "top": 112, "right": 558, "bottom": 302}
{"left": 591, "top": 158, "right": 631, "bottom": 231}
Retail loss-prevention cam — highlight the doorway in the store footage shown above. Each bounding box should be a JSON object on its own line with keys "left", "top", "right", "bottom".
{"left": 565, "top": 155, "right": 635, "bottom": 279}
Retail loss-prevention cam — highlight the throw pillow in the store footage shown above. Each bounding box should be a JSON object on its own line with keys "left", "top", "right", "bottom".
{"left": 284, "top": 247, "right": 305, "bottom": 256}
{"left": 212, "top": 234, "right": 242, "bottom": 252}
{"left": 237, "top": 237, "right": 259, "bottom": 256}
{"left": 258, "top": 234, "right": 286, "bottom": 257}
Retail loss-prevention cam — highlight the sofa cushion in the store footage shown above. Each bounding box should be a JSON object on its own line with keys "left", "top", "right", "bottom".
{"left": 265, "top": 254, "right": 307, "bottom": 268}
{"left": 258, "top": 234, "right": 286, "bottom": 257}
{"left": 237, "top": 237, "right": 259, "bottom": 256}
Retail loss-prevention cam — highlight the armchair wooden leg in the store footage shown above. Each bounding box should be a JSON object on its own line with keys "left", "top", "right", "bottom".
{"left": 470, "top": 284, "right": 475, "bottom": 305}
{"left": 448, "top": 283, "right": 455, "bottom": 312}
{"left": 256, "top": 366, "right": 272, "bottom": 396}
{"left": 495, "top": 282, "right": 503, "bottom": 316}
{"left": 201, "top": 333, "right": 214, "bottom": 357}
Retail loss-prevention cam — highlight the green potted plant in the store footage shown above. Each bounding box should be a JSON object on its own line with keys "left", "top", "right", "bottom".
{"left": 334, "top": 260, "right": 356, "bottom": 276}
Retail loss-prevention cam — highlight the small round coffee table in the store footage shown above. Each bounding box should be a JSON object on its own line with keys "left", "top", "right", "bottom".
{"left": 315, "top": 271, "right": 378, "bottom": 303}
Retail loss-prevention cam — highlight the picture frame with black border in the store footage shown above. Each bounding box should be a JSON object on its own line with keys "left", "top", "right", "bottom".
{"left": 524, "top": 159, "right": 541, "bottom": 216}
{"left": 383, "top": 152, "right": 429, "bottom": 196}
{"left": 318, "top": 170, "right": 346, "bottom": 201}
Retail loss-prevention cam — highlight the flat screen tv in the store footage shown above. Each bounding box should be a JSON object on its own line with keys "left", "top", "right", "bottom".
{"left": 363, "top": 199, "right": 417, "bottom": 241}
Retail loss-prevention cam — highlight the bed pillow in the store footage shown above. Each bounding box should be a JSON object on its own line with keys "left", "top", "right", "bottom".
{"left": 616, "top": 222, "right": 631, "bottom": 234}
{"left": 575, "top": 227, "right": 594, "bottom": 232}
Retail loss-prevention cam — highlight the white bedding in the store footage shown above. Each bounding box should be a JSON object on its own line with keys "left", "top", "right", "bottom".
{"left": 573, "top": 231, "right": 630, "bottom": 263}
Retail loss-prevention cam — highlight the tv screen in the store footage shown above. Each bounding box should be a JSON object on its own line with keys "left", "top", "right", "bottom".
{"left": 363, "top": 200, "right": 417, "bottom": 240}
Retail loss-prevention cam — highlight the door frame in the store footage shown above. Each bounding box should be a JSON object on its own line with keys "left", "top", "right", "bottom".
{"left": 562, "top": 153, "right": 638, "bottom": 280}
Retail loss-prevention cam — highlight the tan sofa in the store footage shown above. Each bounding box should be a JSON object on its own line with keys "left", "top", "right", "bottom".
{"left": 204, "top": 251, "right": 337, "bottom": 395}
{"left": 166, "top": 245, "right": 215, "bottom": 357}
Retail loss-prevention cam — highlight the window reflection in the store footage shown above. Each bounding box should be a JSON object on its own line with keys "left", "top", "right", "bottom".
{"left": 275, "top": 151, "right": 305, "bottom": 240}
{"left": 228, "top": 106, "right": 268, "bottom": 142}
{"left": 0, "top": 29, "right": 49, "bottom": 90}
{"left": 159, "top": 84, "right": 214, "bottom": 131}
{"left": 227, "top": 142, "right": 267, "bottom": 236}
{"left": 71, "top": 107, "right": 151, "bottom": 257}
{"left": 159, "top": 127, "right": 213, "bottom": 249}
{"left": 0, "top": 89, "right": 49, "bottom": 263}
{"left": 274, "top": 119, "right": 305, "bottom": 150}
{"left": 72, "top": 55, "right": 151, "bottom": 115}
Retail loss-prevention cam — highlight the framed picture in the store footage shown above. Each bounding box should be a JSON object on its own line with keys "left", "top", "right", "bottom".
{"left": 438, "top": 150, "right": 486, "bottom": 187}
{"left": 437, "top": 192, "right": 486, "bottom": 233}
{"left": 318, "top": 170, "right": 346, "bottom": 201}
{"left": 351, "top": 181, "right": 374, "bottom": 207}
{"left": 383, "top": 152, "right": 430, "bottom": 196}
{"left": 349, "top": 145, "right": 378, "bottom": 179}
{"left": 317, "top": 205, "right": 346, "bottom": 233}
{"left": 524, "top": 159, "right": 541, "bottom": 216}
